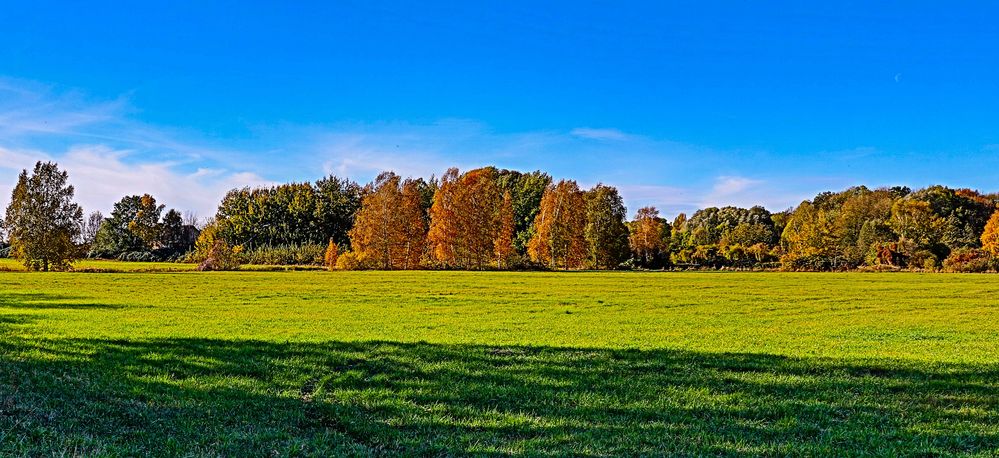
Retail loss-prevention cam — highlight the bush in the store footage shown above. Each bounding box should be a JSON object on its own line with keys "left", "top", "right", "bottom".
{"left": 942, "top": 248, "right": 996, "bottom": 273}
{"left": 0, "top": 246, "right": 11, "bottom": 258}
{"left": 197, "top": 240, "right": 242, "bottom": 271}
{"left": 335, "top": 251, "right": 361, "bottom": 270}
{"left": 780, "top": 254, "right": 838, "bottom": 272}
{"left": 239, "top": 244, "right": 325, "bottom": 266}
{"left": 117, "top": 251, "right": 158, "bottom": 262}
{"left": 907, "top": 249, "right": 938, "bottom": 270}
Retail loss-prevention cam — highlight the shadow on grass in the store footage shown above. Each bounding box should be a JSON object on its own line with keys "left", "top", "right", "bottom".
{"left": 2, "top": 332, "right": 998, "bottom": 457}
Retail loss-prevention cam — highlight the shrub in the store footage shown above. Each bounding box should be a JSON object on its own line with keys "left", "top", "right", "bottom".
{"left": 942, "top": 248, "right": 995, "bottom": 273}
{"left": 780, "top": 254, "right": 837, "bottom": 272}
{"left": 117, "top": 251, "right": 157, "bottom": 262}
{"left": 239, "top": 244, "right": 325, "bottom": 266}
{"left": 335, "top": 251, "right": 361, "bottom": 270}
{"left": 907, "top": 249, "right": 938, "bottom": 270}
{"left": 196, "top": 240, "right": 242, "bottom": 271}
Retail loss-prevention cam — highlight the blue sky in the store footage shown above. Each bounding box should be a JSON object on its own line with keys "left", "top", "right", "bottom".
{"left": 2, "top": 1, "right": 998, "bottom": 218}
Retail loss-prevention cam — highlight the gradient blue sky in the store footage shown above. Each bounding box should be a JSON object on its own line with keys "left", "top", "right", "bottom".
{"left": 2, "top": 1, "right": 998, "bottom": 218}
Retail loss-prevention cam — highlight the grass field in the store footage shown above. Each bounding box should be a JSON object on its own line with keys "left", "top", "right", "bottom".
{"left": 2, "top": 265, "right": 998, "bottom": 456}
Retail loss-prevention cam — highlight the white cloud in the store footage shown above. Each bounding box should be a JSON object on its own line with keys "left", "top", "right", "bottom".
{"left": 0, "top": 77, "right": 870, "bottom": 222}
{"left": 0, "top": 145, "right": 271, "bottom": 217}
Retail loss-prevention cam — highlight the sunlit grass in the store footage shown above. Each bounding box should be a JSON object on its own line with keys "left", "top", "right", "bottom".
{"left": 2, "top": 264, "right": 998, "bottom": 455}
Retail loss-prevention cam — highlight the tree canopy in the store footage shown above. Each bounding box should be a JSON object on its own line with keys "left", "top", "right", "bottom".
{"left": 3, "top": 162, "right": 83, "bottom": 271}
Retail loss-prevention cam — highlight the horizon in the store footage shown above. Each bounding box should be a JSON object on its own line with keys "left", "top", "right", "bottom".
{"left": 3, "top": 2, "right": 999, "bottom": 219}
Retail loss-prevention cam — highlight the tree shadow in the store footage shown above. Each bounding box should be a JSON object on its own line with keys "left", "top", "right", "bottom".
{"left": 1, "top": 337, "right": 997, "bottom": 456}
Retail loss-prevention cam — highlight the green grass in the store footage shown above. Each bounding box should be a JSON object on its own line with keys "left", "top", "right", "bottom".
{"left": 2, "top": 265, "right": 998, "bottom": 455}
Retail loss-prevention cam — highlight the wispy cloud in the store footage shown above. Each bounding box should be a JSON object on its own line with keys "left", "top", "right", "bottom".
{"left": 570, "top": 127, "right": 633, "bottom": 141}
{"left": 0, "top": 77, "right": 270, "bottom": 216}
{"left": 0, "top": 77, "right": 885, "bottom": 221}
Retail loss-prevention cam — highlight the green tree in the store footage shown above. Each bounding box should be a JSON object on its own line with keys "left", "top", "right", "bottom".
{"left": 214, "top": 176, "right": 361, "bottom": 249}
{"left": 495, "top": 170, "right": 552, "bottom": 254}
{"left": 91, "top": 195, "right": 153, "bottom": 257}
{"left": 159, "top": 208, "right": 194, "bottom": 255}
{"left": 130, "top": 194, "right": 165, "bottom": 246}
{"left": 584, "top": 184, "right": 630, "bottom": 269}
{"left": 3, "top": 161, "right": 84, "bottom": 271}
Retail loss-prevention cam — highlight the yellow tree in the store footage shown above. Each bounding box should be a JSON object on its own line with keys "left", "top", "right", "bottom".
{"left": 427, "top": 168, "right": 460, "bottom": 266}
{"left": 528, "top": 180, "right": 587, "bottom": 269}
{"left": 349, "top": 172, "right": 427, "bottom": 269}
{"left": 629, "top": 206, "right": 666, "bottom": 266}
{"left": 982, "top": 210, "right": 999, "bottom": 257}
{"left": 427, "top": 167, "right": 501, "bottom": 269}
{"left": 781, "top": 201, "right": 837, "bottom": 258}
{"left": 494, "top": 191, "right": 515, "bottom": 268}
{"left": 456, "top": 168, "right": 501, "bottom": 269}
{"left": 398, "top": 179, "right": 427, "bottom": 269}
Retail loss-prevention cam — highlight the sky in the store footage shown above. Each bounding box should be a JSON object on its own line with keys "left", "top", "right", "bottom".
{"left": 2, "top": 1, "right": 998, "bottom": 219}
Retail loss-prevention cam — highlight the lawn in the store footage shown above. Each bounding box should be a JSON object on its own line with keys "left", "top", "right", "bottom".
{"left": 1, "top": 266, "right": 998, "bottom": 456}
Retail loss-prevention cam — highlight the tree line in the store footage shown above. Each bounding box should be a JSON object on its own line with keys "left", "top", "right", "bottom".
{"left": 3, "top": 161, "right": 999, "bottom": 272}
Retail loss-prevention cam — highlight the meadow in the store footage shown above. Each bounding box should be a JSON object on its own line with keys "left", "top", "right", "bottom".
{"left": 2, "top": 263, "right": 998, "bottom": 456}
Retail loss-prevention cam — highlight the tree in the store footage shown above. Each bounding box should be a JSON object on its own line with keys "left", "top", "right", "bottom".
{"left": 3, "top": 161, "right": 84, "bottom": 271}
{"left": 427, "top": 168, "right": 461, "bottom": 266}
{"left": 213, "top": 176, "right": 361, "bottom": 249}
{"left": 314, "top": 175, "right": 363, "bottom": 248}
{"left": 91, "top": 195, "right": 159, "bottom": 257}
{"left": 130, "top": 194, "right": 164, "bottom": 247}
{"left": 908, "top": 186, "right": 994, "bottom": 250}
{"left": 584, "top": 184, "right": 630, "bottom": 269}
{"left": 629, "top": 207, "right": 668, "bottom": 267}
{"left": 192, "top": 222, "right": 241, "bottom": 271}
{"left": 348, "top": 172, "right": 427, "bottom": 269}
{"left": 159, "top": 209, "right": 194, "bottom": 256}
{"left": 983, "top": 210, "right": 999, "bottom": 258}
{"left": 398, "top": 179, "right": 428, "bottom": 269}
{"left": 457, "top": 168, "right": 502, "bottom": 269}
{"left": 78, "top": 211, "right": 104, "bottom": 248}
{"left": 527, "top": 180, "right": 587, "bottom": 269}
{"left": 781, "top": 201, "right": 839, "bottom": 269}
{"left": 834, "top": 188, "right": 894, "bottom": 266}
{"left": 889, "top": 199, "right": 945, "bottom": 250}
{"left": 324, "top": 239, "right": 339, "bottom": 271}
{"left": 494, "top": 191, "right": 515, "bottom": 268}
{"left": 427, "top": 168, "right": 502, "bottom": 269}
{"left": 495, "top": 169, "right": 552, "bottom": 253}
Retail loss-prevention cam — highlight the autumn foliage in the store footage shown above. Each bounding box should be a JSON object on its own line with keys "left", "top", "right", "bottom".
{"left": 494, "top": 191, "right": 516, "bottom": 268}
{"left": 324, "top": 239, "right": 339, "bottom": 271}
{"left": 427, "top": 168, "right": 504, "bottom": 269}
{"left": 983, "top": 210, "right": 999, "bottom": 258}
{"left": 528, "top": 180, "right": 588, "bottom": 269}
{"left": 348, "top": 172, "right": 426, "bottom": 269}
{"left": 629, "top": 207, "right": 668, "bottom": 267}
{"left": 10, "top": 159, "right": 999, "bottom": 273}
